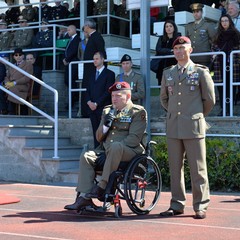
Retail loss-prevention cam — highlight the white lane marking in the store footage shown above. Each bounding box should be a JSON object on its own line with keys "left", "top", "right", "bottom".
{"left": 0, "top": 231, "right": 73, "bottom": 240}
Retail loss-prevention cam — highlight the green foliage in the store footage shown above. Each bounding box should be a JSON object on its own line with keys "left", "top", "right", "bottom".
{"left": 152, "top": 136, "right": 240, "bottom": 192}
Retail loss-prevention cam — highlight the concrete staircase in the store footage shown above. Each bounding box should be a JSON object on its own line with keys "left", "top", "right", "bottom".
{"left": 0, "top": 114, "right": 239, "bottom": 186}
{"left": 0, "top": 116, "right": 85, "bottom": 186}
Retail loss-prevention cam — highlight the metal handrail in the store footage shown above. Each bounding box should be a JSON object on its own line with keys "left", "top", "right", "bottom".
{"left": 150, "top": 51, "right": 227, "bottom": 116}
{"left": 0, "top": 57, "right": 59, "bottom": 159}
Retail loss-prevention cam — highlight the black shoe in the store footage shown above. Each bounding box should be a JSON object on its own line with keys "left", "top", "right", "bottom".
{"left": 85, "top": 184, "right": 105, "bottom": 199}
{"left": 64, "top": 196, "right": 95, "bottom": 211}
{"left": 159, "top": 208, "right": 184, "bottom": 217}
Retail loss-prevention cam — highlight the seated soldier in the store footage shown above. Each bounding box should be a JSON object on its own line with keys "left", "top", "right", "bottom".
{"left": 64, "top": 81, "right": 147, "bottom": 210}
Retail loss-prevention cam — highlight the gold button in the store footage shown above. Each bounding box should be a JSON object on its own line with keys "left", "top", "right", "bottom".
{"left": 110, "top": 140, "right": 113, "bottom": 142}
{"left": 178, "top": 112, "right": 181, "bottom": 115}
{"left": 112, "top": 132, "right": 114, "bottom": 135}
{"left": 178, "top": 102, "right": 181, "bottom": 105}
{"left": 179, "top": 82, "right": 181, "bottom": 85}
{"left": 178, "top": 92, "right": 181, "bottom": 95}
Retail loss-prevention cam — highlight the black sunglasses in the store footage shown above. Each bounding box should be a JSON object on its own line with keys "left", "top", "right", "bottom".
{"left": 14, "top": 54, "right": 22, "bottom": 57}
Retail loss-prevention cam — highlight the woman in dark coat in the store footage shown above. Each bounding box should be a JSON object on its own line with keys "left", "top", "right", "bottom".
{"left": 212, "top": 14, "right": 240, "bottom": 115}
{"left": 155, "top": 20, "right": 181, "bottom": 85}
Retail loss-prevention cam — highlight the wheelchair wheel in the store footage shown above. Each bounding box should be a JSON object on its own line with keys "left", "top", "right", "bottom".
{"left": 123, "top": 155, "right": 161, "bottom": 215}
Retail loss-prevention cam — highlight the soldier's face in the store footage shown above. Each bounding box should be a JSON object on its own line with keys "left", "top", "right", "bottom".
{"left": 111, "top": 91, "right": 130, "bottom": 110}
{"left": 192, "top": 10, "right": 202, "bottom": 21}
{"left": 121, "top": 61, "right": 132, "bottom": 73}
{"left": 173, "top": 44, "right": 192, "bottom": 62}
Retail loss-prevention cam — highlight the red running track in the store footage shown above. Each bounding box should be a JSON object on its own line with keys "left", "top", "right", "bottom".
{"left": 0, "top": 182, "right": 239, "bottom": 240}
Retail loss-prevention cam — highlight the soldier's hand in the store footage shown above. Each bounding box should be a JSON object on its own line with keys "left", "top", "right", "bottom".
{"left": 5, "top": 81, "right": 15, "bottom": 89}
{"left": 104, "top": 109, "right": 116, "bottom": 127}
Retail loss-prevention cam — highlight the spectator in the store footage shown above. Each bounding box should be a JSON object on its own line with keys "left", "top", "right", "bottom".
{"left": 185, "top": 3, "right": 217, "bottom": 67}
{"left": 115, "top": 54, "right": 145, "bottom": 105}
{"left": 63, "top": 25, "right": 80, "bottom": 107}
{"left": 219, "top": 0, "right": 227, "bottom": 15}
{"left": 115, "top": 0, "right": 129, "bottom": 37}
{"left": 21, "top": 0, "right": 37, "bottom": 22}
{"left": 52, "top": 0, "right": 68, "bottom": 22}
{"left": 40, "top": 0, "right": 52, "bottom": 21}
{"left": 227, "top": 1, "right": 240, "bottom": 30}
{"left": 0, "top": 59, "right": 7, "bottom": 114}
{"left": 93, "top": 0, "right": 114, "bottom": 34}
{"left": 159, "top": 36, "right": 215, "bottom": 220}
{"left": 11, "top": 16, "right": 34, "bottom": 49}
{"left": 57, "top": 25, "right": 70, "bottom": 39}
{"left": 32, "top": 19, "right": 53, "bottom": 48}
{"left": 161, "top": 6, "right": 175, "bottom": 22}
{"left": 78, "top": 26, "right": 88, "bottom": 60}
{"left": 86, "top": 51, "right": 115, "bottom": 148}
{"left": 69, "top": 0, "right": 80, "bottom": 18}
{"left": 0, "top": 20, "right": 13, "bottom": 51}
{"left": 25, "top": 53, "right": 42, "bottom": 97}
{"left": 64, "top": 81, "right": 147, "bottom": 211}
{"left": 81, "top": 18, "right": 106, "bottom": 117}
{"left": 5, "top": 0, "right": 20, "bottom": 25}
{"left": 212, "top": 14, "right": 240, "bottom": 115}
{"left": 4, "top": 48, "right": 33, "bottom": 115}
{"left": 155, "top": 20, "right": 181, "bottom": 85}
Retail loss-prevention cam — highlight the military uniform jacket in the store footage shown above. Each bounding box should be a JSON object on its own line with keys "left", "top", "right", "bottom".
{"left": 96, "top": 102, "right": 147, "bottom": 155}
{"left": 52, "top": 5, "right": 68, "bottom": 20}
{"left": 0, "top": 32, "right": 14, "bottom": 51}
{"left": 160, "top": 61, "right": 215, "bottom": 139}
{"left": 115, "top": 71, "right": 145, "bottom": 104}
{"left": 185, "top": 19, "right": 216, "bottom": 63}
{"left": 34, "top": 29, "right": 53, "bottom": 48}
{"left": 5, "top": 60, "right": 33, "bottom": 104}
{"left": 11, "top": 28, "right": 34, "bottom": 49}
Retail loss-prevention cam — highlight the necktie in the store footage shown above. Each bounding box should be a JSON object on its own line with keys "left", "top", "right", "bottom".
{"left": 179, "top": 67, "right": 185, "bottom": 77}
{"left": 95, "top": 70, "right": 100, "bottom": 80}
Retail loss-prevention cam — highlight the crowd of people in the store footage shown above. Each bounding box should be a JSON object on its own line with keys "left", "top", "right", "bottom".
{"left": 153, "top": 1, "right": 240, "bottom": 116}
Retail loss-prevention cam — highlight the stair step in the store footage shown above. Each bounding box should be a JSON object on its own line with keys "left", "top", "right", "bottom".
{"left": 24, "top": 145, "right": 82, "bottom": 158}
{"left": 41, "top": 157, "right": 80, "bottom": 170}
{"left": 8, "top": 125, "right": 54, "bottom": 136}
{"left": 8, "top": 136, "right": 71, "bottom": 147}
{"left": 0, "top": 115, "right": 44, "bottom": 125}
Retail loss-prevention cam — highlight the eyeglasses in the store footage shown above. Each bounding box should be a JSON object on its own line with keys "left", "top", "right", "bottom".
{"left": 14, "top": 54, "right": 22, "bottom": 57}
{"left": 221, "top": 20, "right": 229, "bottom": 22}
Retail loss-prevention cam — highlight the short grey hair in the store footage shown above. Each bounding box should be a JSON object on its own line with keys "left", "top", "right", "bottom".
{"left": 84, "top": 18, "right": 96, "bottom": 29}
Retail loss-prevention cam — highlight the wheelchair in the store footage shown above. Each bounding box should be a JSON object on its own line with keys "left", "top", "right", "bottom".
{"left": 77, "top": 141, "right": 162, "bottom": 218}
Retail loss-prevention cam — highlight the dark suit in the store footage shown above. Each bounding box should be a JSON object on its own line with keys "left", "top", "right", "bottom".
{"left": 86, "top": 67, "right": 115, "bottom": 147}
{"left": 64, "top": 34, "right": 80, "bottom": 104}
{"left": 81, "top": 31, "right": 106, "bottom": 117}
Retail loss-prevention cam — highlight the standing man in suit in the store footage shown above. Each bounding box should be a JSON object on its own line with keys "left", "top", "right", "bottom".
{"left": 81, "top": 18, "right": 106, "bottom": 117}
{"left": 185, "top": 3, "right": 217, "bottom": 67}
{"left": 115, "top": 54, "right": 145, "bottom": 105}
{"left": 63, "top": 24, "right": 80, "bottom": 107}
{"left": 64, "top": 81, "right": 147, "bottom": 211}
{"left": 159, "top": 36, "right": 215, "bottom": 219}
{"left": 86, "top": 51, "right": 115, "bottom": 148}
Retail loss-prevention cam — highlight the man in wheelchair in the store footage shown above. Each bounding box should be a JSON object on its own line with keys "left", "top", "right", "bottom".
{"left": 64, "top": 81, "right": 147, "bottom": 211}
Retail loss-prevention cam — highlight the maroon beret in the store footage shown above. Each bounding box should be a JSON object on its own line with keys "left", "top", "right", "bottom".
{"left": 109, "top": 81, "right": 131, "bottom": 93}
{"left": 172, "top": 36, "right": 191, "bottom": 48}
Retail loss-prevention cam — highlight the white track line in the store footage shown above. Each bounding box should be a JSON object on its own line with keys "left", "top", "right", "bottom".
{"left": 0, "top": 231, "right": 73, "bottom": 240}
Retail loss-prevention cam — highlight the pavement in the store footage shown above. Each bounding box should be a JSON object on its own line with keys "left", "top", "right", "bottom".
{"left": 0, "top": 182, "right": 240, "bottom": 240}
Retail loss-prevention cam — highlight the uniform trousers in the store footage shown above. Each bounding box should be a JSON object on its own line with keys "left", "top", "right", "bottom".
{"left": 167, "top": 137, "right": 210, "bottom": 212}
{"left": 76, "top": 142, "right": 136, "bottom": 193}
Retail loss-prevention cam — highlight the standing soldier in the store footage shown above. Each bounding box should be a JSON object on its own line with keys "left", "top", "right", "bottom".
{"left": 115, "top": 54, "right": 145, "bottom": 105}
{"left": 159, "top": 36, "right": 215, "bottom": 219}
{"left": 0, "top": 21, "right": 14, "bottom": 51}
{"left": 21, "top": 0, "right": 37, "bottom": 22}
{"left": 185, "top": 3, "right": 217, "bottom": 66}
{"left": 52, "top": 0, "right": 68, "bottom": 21}
{"left": 11, "top": 17, "right": 34, "bottom": 49}
{"left": 40, "top": 0, "right": 52, "bottom": 21}
{"left": 115, "top": 0, "right": 129, "bottom": 36}
{"left": 32, "top": 19, "right": 53, "bottom": 49}
{"left": 93, "top": 0, "right": 113, "bottom": 34}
